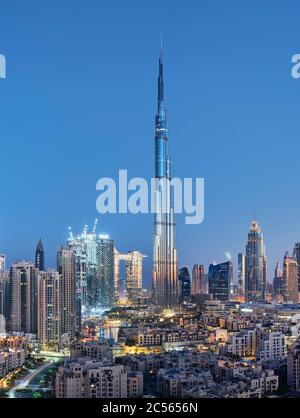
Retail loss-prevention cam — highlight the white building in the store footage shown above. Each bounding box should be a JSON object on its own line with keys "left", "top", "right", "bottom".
{"left": 257, "top": 332, "right": 286, "bottom": 361}
{"left": 56, "top": 359, "right": 127, "bottom": 398}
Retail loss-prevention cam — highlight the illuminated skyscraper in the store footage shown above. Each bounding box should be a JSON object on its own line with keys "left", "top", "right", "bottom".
{"left": 283, "top": 252, "right": 299, "bottom": 303}
{"left": 0, "top": 255, "right": 6, "bottom": 272}
{"left": 178, "top": 267, "right": 191, "bottom": 304}
{"left": 245, "top": 220, "right": 267, "bottom": 302}
{"left": 273, "top": 261, "right": 284, "bottom": 300}
{"left": 0, "top": 255, "right": 8, "bottom": 319}
{"left": 191, "top": 264, "right": 204, "bottom": 296}
{"left": 35, "top": 238, "right": 45, "bottom": 271}
{"left": 293, "top": 242, "right": 300, "bottom": 291}
{"left": 97, "top": 236, "right": 115, "bottom": 309}
{"left": 237, "top": 253, "right": 245, "bottom": 295}
{"left": 114, "top": 249, "right": 146, "bottom": 302}
{"left": 208, "top": 261, "right": 233, "bottom": 301}
{"left": 57, "top": 248, "right": 76, "bottom": 340}
{"left": 152, "top": 44, "right": 178, "bottom": 308}
{"left": 68, "top": 224, "right": 97, "bottom": 312}
{"left": 38, "top": 269, "right": 61, "bottom": 350}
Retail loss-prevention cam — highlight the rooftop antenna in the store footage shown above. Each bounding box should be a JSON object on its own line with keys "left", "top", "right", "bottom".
{"left": 160, "top": 32, "right": 163, "bottom": 57}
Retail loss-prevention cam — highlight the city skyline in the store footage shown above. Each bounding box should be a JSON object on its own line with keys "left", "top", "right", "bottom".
{"left": 1, "top": 1, "right": 300, "bottom": 286}
{"left": 2, "top": 1, "right": 300, "bottom": 402}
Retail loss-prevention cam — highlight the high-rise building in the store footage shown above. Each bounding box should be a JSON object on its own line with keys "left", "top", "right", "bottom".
{"left": 9, "top": 262, "right": 39, "bottom": 333}
{"left": 114, "top": 249, "right": 146, "bottom": 303}
{"left": 283, "top": 252, "right": 299, "bottom": 303}
{"left": 0, "top": 270, "right": 9, "bottom": 321}
{"left": 69, "top": 227, "right": 116, "bottom": 311}
{"left": 152, "top": 45, "right": 178, "bottom": 308}
{"left": 191, "top": 264, "right": 204, "bottom": 296}
{"left": 237, "top": 253, "right": 245, "bottom": 295}
{"left": 35, "top": 239, "right": 45, "bottom": 271}
{"left": 178, "top": 267, "right": 191, "bottom": 304}
{"left": 125, "top": 251, "right": 145, "bottom": 300}
{"left": 273, "top": 261, "right": 284, "bottom": 300}
{"left": 208, "top": 261, "right": 233, "bottom": 301}
{"left": 293, "top": 242, "right": 300, "bottom": 291}
{"left": 97, "top": 236, "right": 115, "bottom": 309}
{"left": 245, "top": 220, "right": 267, "bottom": 302}
{"left": 0, "top": 254, "right": 8, "bottom": 318}
{"left": 57, "top": 248, "right": 76, "bottom": 341}
{"left": 38, "top": 270, "right": 61, "bottom": 350}
{"left": 0, "top": 255, "right": 6, "bottom": 272}
{"left": 201, "top": 273, "right": 209, "bottom": 294}
{"left": 67, "top": 225, "right": 98, "bottom": 312}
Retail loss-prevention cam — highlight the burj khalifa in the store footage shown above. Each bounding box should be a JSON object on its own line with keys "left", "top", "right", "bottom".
{"left": 152, "top": 45, "right": 178, "bottom": 308}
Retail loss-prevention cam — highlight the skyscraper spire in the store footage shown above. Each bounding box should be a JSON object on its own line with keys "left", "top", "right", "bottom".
{"left": 35, "top": 238, "right": 45, "bottom": 271}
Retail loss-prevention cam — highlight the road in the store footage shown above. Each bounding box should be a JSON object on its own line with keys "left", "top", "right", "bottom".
{"left": 8, "top": 361, "right": 52, "bottom": 398}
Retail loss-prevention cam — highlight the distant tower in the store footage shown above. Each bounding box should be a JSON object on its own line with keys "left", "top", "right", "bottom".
{"left": 273, "top": 260, "right": 284, "bottom": 300}
{"left": 178, "top": 267, "right": 191, "bottom": 304}
{"left": 283, "top": 252, "right": 299, "bottom": 303}
{"left": 97, "top": 236, "right": 115, "bottom": 309}
{"left": 208, "top": 261, "right": 233, "bottom": 301}
{"left": 192, "top": 264, "right": 204, "bottom": 296}
{"left": 57, "top": 248, "right": 76, "bottom": 340}
{"left": 38, "top": 270, "right": 61, "bottom": 350}
{"left": 237, "top": 253, "right": 245, "bottom": 295}
{"left": 293, "top": 242, "right": 300, "bottom": 291}
{"left": 245, "top": 220, "right": 267, "bottom": 302}
{"left": 0, "top": 255, "right": 6, "bottom": 271}
{"left": 9, "top": 262, "right": 39, "bottom": 333}
{"left": 35, "top": 239, "right": 45, "bottom": 271}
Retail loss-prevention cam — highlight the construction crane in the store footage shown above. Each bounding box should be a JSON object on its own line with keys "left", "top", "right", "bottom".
{"left": 92, "top": 218, "right": 98, "bottom": 235}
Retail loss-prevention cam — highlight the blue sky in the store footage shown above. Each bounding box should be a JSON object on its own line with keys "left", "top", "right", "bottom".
{"left": 0, "top": 0, "right": 300, "bottom": 286}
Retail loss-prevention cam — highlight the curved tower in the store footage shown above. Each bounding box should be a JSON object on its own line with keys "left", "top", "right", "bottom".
{"left": 152, "top": 45, "right": 178, "bottom": 308}
{"left": 35, "top": 238, "right": 45, "bottom": 271}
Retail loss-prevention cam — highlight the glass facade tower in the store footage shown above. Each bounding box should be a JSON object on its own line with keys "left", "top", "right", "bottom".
{"left": 152, "top": 46, "right": 178, "bottom": 308}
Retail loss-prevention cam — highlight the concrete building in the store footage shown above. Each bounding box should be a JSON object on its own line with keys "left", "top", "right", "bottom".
{"left": 71, "top": 340, "right": 112, "bottom": 362}
{"left": 38, "top": 270, "right": 61, "bottom": 350}
{"left": 9, "top": 262, "right": 39, "bottom": 333}
{"left": 55, "top": 359, "right": 127, "bottom": 398}
{"left": 127, "top": 371, "right": 143, "bottom": 398}
{"left": 257, "top": 332, "right": 286, "bottom": 361}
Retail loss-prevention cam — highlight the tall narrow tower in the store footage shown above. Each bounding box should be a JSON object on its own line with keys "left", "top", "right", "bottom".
{"left": 152, "top": 44, "right": 178, "bottom": 308}
{"left": 245, "top": 220, "right": 267, "bottom": 302}
{"left": 35, "top": 238, "right": 45, "bottom": 271}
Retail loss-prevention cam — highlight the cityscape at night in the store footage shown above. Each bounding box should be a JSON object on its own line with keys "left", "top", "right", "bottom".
{"left": 2, "top": 0, "right": 300, "bottom": 407}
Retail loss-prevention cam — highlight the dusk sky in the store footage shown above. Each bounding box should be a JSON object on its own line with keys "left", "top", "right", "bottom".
{"left": 1, "top": 0, "right": 300, "bottom": 286}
